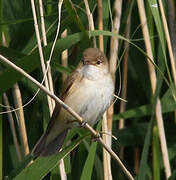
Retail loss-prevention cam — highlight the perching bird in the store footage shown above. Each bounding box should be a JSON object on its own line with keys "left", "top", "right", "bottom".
{"left": 32, "top": 48, "right": 114, "bottom": 157}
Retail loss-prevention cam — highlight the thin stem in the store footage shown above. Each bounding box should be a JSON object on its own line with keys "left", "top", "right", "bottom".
{"left": 97, "top": 0, "right": 111, "bottom": 179}
{"left": 39, "top": 0, "right": 55, "bottom": 109}
{"left": 119, "top": 2, "right": 131, "bottom": 159}
{"left": 39, "top": 1, "right": 66, "bottom": 178}
{"left": 102, "top": 112, "right": 112, "bottom": 180}
{"left": 109, "top": 0, "right": 122, "bottom": 81}
{"left": 105, "top": 0, "right": 122, "bottom": 179}
{"left": 12, "top": 83, "right": 30, "bottom": 156}
{"left": 39, "top": 0, "right": 47, "bottom": 46}
{"left": 97, "top": 0, "right": 104, "bottom": 51}
{"left": 31, "top": 0, "right": 54, "bottom": 116}
{"left": 119, "top": 5, "right": 130, "bottom": 130}
{"left": 61, "top": 29, "right": 68, "bottom": 83}
{"left": 84, "top": 0, "right": 97, "bottom": 47}
{"left": 137, "top": 0, "right": 171, "bottom": 178}
{"left": 60, "top": 29, "right": 68, "bottom": 180}
{"left": 134, "top": 147, "right": 140, "bottom": 174}
{"left": 0, "top": 54, "right": 134, "bottom": 180}
{"left": 59, "top": 159, "right": 67, "bottom": 180}
{"left": 3, "top": 93, "right": 22, "bottom": 161}
{"left": 158, "top": 0, "right": 176, "bottom": 86}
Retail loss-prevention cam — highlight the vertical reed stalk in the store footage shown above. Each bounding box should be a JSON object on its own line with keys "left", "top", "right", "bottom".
{"left": 39, "top": 0, "right": 47, "bottom": 46}
{"left": 167, "top": 0, "right": 176, "bottom": 122}
{"left": 39, "top": 0, "right": 55, "bottom": 109}
{"left": 119, "top": 2, "right": 131, "bottom": 160}
{"left": 39, "top": 0, "right": 66, "bottom": 178}
{"left": 167, "top": 0, "right": 176, "bottom": 59}
{"left": 158, "top": 0, "right": 176, "bottom": 86}
{"left": 97, "top": 0, "right": 111, "bottom": 179}
{"left": 134, "top": 147, "right": 140, "bottom": 174}
{"left": 31, "top": 0, "right": 53, "bottom": 116}
{"left": 12, "top": 83, "right": 29, "bottom": 156}
{"left": 61, "top": 29, "right": 68, "bottom": 83}
{"left": 102, "top": 112, "right": 112, "bottom": 180}
{"left": 84, "top": 0, "right": 97, "bottom": 48}
{"left": 59, "top": 29, "right": 68, "bottom": 180}
{"left": 97, "top": 0, "right": 104, "bottom": 51}
{"left": 137, "top": 0, "right": 171, "bottom": 178}
{"left": 119, "top": 7, "right": 131, "bottom": 130}
{"left": 46, "top": 61, "right": 55, "bottom": 107}
{"left": 97, "top": 0, "right": 110, "bottom": 178}
{"left": 108, "top": 0, "right": 122, "bottom": 142}
{"left": 3, "top": 93, "right": 22, "bottom": 161}
{"left": 107, "top": 0, "right": 122, "bottom": 179}
{"left": 59, "top": 159, "right": 67, "bottom": 180}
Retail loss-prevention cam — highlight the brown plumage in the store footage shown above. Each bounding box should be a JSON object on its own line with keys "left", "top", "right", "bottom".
{"left": 32, "top": 48, "right": 114, "bottom": 157}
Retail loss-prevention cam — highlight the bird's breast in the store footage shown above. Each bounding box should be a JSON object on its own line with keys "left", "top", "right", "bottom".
{"left": 61, "top": 72, "right": 114, "bottom": 126}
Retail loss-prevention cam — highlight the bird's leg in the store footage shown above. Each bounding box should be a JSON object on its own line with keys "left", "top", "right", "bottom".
{"left": 79, "top": 121, "right": 101, "bottom": 141}
{"left": 91, "top": 132, "right": 101, "bottom": 142}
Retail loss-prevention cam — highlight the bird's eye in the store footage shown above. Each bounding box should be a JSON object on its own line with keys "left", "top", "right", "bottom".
{"left": 96, "top": 60, "right": 101, "bottom": 65}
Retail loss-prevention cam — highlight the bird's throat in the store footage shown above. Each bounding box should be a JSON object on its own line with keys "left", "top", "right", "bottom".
{"left": 81, "top": 65, "right": 107, "bottom": 81}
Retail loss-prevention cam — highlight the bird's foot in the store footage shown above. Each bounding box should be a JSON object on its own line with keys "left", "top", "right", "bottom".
{"left": 91, "top": 131, "right": 101, "bottom": 142}
{"left": 79, "top": 121, "right": 101, "bottom": 141}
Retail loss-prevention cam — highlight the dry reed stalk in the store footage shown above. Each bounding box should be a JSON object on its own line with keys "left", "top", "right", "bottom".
{"left": 167, "top": 0, "right": 176, "bottom": 122}
{"left": 46, "top": 61, "right": 55, "bottom": 108}
{"left": 119, "top": 8, "right": 131, "bottom": 160}
{"left": 39, "top": 0, "right": 55, "bottom": 109}
{"left": 102, "top": 112, "right": 112, "bottom": 180}
{"left": 2, "top": 32, "right": 23, "bottom": 160}
{"left": 97, "top": 0, "right": 122, "bottom": 178}
{"left": 83, "top": 0, "right": 97, "bottom": 48}
{"left": 97, "top": 0, "right": 104, "bottom": 51}
{"left": 12, "top": 83, "right": 29, "bottom": 156}
{"left": 59, "top": 158, "right": 67, "bottom": 180}
{"left": 108, "top": 0, "right": 122, "bottom": 138}
{"left": 61, "top": 29, "right": 68, "bottom": 83}
{"left": 119, "top": 7, "right": 130, "bottom": 129}
{"left": 137, "top": 0, "right": 171, "bottom": 178}
{"left": 158, "top": 0, "right": 176, "bottom": 86}
{"left": 134, "top": 147, "right": 140, "bottom": 174}
{"left": 60, "top": 29, "right": 68, "bottom": 180}
{"left": 2, "top": 32, "right": 7, "bottom": 46}
{"left": 0, "top": 54, "right": 134, "bottom": 180}
{"left": 109, "top": 0, "right": 122, "bottom": 81}
{"left": 39, "top": 0, "right": 66, "bottom": 178}
{"left": 31, "top": 0, "right": 54, "bottom": 116}
{"left": 39, "top": 0, "right": 47, "bottom": 46}
{"left": 168, "top": 0, "right": 176, "bottom": 59}
{"left": 28, "top": 19, "right": 58, "bottom": 54}
{"left": 105, "top": 0, "right": 122, "bottom": 179}
{"left": 97, "top": 0, "right": 111, "bottom": 179}
{"left": 3, "top": 93, "right": 22, "bottom": 161}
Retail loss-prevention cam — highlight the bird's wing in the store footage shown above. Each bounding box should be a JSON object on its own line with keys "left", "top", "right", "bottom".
{"left": 46, "top": 64, "right": 83, "bottom": 134}
{"left": 32, "top": 65, "right": 83, "bottom": 156}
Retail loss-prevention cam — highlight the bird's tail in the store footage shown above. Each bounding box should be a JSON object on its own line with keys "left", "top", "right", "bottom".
{"left": 32, "top": 129, "right": 68, "bottom": 157}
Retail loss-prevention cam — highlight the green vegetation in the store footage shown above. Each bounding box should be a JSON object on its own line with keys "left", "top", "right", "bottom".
{"left": 0, "top": 0, "right": 176, "bottom": 179}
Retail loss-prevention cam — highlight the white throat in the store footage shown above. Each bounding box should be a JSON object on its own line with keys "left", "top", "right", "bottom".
{"left": 81, "top": 65, "right": 108, "bottom": 80}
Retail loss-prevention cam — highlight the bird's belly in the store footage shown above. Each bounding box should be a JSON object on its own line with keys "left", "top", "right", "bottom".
{"left": 62, "top": 77, "right": 114, "bottom": 126}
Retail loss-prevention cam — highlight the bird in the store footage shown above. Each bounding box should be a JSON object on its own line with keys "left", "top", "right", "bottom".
{"left": 32, "top": 48, "right": 115, "bottom": 157}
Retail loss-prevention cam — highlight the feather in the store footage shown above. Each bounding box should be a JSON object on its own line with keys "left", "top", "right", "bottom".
{"left": 32, "top": 66, "right": 83, "bottom": 157}
{"left": 32, "top": 129, "right": 68, "bottom": 157}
